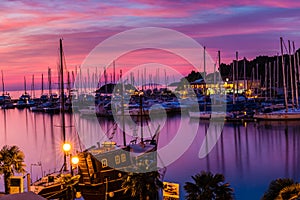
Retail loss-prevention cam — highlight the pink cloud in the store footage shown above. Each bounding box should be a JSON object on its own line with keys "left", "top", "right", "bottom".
{"left": 130, "top": 0, "right": 300, "bottom": 9}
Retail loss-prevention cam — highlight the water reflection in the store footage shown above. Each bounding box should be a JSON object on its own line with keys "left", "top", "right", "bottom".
{"left": 0, "top": 110, "right": 300, "bottom": 200}
{"left": 1, "top": 110, "right": 7, "bottom": 143}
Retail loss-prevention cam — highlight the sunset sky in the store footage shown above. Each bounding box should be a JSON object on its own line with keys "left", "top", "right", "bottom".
{"left": 1, "top": 0, "right": 300, "bottom": 91}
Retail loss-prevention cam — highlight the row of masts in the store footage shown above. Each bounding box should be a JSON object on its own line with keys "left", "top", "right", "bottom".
{"left": 280, "top": 37, "right": 299, "bottom": 111}
{"left": 4, "top": 66, "right": 75, "bottom": 99}
{"left": 209, "top": 38, "right": 300, "bottom": 110}
{"left": 1, "top": 38, "right": 299, "bottom": 109}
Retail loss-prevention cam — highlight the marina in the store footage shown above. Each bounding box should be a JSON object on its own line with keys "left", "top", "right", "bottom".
{"left": 0, "top": 35, "right": 300, "bottom": 199}
{"left": 1, "top": 36, "right": 300, "bottom": 199}
{"left": 1, "top": 105, "right": 300, "bottom": 199}
{"left": 1, "top": 1, "right": 300, "bottom": 199}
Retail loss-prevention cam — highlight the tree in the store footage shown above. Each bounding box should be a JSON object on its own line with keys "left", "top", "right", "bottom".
{"left": 122, "top": 170, "right": 163, "bottom": 200}
{"left": 275, "top": 183, "right": 300, "bottom": 200}
{"left": 261, "top": 178, "right": 299, "bottom": 200}
{"left": 184, "top": 171, "right": 234, "bottom": 200}
{"left": 0, "top": 145, "right": 26, "bottom": 194}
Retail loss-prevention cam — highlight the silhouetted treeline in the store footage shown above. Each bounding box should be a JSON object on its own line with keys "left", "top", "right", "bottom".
{"left": 219, "top": 48, "right": 300, "bottom": 89}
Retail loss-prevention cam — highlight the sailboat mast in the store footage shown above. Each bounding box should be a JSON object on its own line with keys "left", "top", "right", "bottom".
{"left": 256, "top": 63, "right": 258, "bottom": 88}
{"left": 252, "top": 67, "right": 255, "bottom": 90}
{"left": 269, "top": 62, "right": 271, "bottom": 100}
{"left": 232, "top": 61, "right": 235, "bottom": 105}
{"left": 254, "top": 63, "right": 258, "bottom": 96}
{"left": 244, "top": 58, "right": 246, "bottom": 92}
{"left": 60, "top": 38, "right": 66, "bottom": 129}
{"left": 298, "top": 51, "right": 300, "bottom": 95}
{"left": 213, "top": 61, "right": 216, "bottom": 84}
{"left": 32, "top": 74, "right": 35, "bottom": 98}
{"left": 41, "top": 74, "right": 44, "bottom": 95}
{"left": 264, "top": 63, "right": 267, "bottom": 100}
{"left": 1, "top": 70, "right": 4, "bottom": 95}
{"left": 113, "top": 61, "right": 116, "bottom": 84}
{"left": 59, "top": 38, "right": 67, "bottom": 171}
{"left": 293, "top": 41, "right": 299, "bottom": 108}
{"left": 140, "top": 92, "right": 143, "bottom": 143}
{"left": 203, "top": 46, "right": 206, "bottom": 80}
{"left": 87, "top": 68, "right": 90, "bottom": 92}
{"left": 67, "top": 71, "right": 71, "bottom": 99}
{"left": 288, "top": 40, "right": 295, "bottom": 109}
{"left": 104, "top": 67, "right": 107, "bottom": 94}
{"left": 236, "top": 52, "right": 239, "bottom": 96}
{"left": 273, "top": 60, "right": 276, "bottom": 98}
{"left": 280, "top": 37, "right": 288, "bottom": 112}
{"left": 276, "top": 54, "right": 279, "bottom": 89}
{"left": 48, "top": 67, "right": 52, "bottom": 96}
{"left": 218, "top": 50, "right": 221, "bottom": 94}
{"left": 120, "top": 70, "right": 126, "bottom": 146}
{"left": 24, "top": 76, "right": 27, "bottom": 94}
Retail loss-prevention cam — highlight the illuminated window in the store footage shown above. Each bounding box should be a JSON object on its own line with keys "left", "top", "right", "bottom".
{"left": 115, "top": 155, "right": 120, "bottom": 165}
{"left": 102, "top": 159, "right": 108, "bottom": 168}
{"left": 121, "top": 154, "right": 126, "bottom": 163}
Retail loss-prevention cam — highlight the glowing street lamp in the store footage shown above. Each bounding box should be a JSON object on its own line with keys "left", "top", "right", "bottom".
{"left": 63, "top": 143, "right": 71, "bottom": 153}
{"left": 63, "top": 143, "right": 80, "bottom": 176}
{"left": 62, "top": 143, "right": 71, "bottom": 172}
{"left": 63, "top": 143, "right": 73, "bottom": 172}
{"left": 71, "top": 156, "right": 79, "bottom": 165}
{"left": 71, "top": 155, "right": 80, "bottom": 176}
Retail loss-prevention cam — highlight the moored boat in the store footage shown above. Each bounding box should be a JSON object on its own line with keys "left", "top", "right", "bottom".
{"left": 188, "top": 111, "right": 229, "bottom": 120}
{"left": 78, "top": 106, "right": 97, "bottom": 116}
{"left": 254, "top": 108, "right": 300, "bottom": 120}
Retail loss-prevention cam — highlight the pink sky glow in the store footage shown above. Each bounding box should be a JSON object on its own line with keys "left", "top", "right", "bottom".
{"left": 1, "top": 0, "right": 300, "bottom": 91}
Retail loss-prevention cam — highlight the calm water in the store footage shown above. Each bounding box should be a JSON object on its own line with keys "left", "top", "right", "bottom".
{"left": 1, "top": 105, "right": 300, "bottom": 199}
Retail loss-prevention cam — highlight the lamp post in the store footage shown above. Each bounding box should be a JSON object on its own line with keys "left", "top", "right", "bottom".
{"left": 63, "top": 143, "right": 71, "bottom": 171}
{"left": 71, "top": 155, "right": 79, "bottom": 176}
{"left": 63, "top": 143, "right": 79, "bottom": 176}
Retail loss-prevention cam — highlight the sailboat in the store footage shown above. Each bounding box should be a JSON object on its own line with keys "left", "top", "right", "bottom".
{"left": 254, "top": 37, "right": 300, "bottom": 120}
{"left": 30, "top": 38, "right": 78, "bottom": 199}
{"left": 0, "top": 70, "right": 14, "bottom": 109}
{"left": 15, "top": 77, "right": 32, "bottom": 109}
{"left": 188, "top": 50, "right": 232, "bottom": 120}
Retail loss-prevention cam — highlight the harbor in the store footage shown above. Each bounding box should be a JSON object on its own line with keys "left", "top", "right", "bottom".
{"left": 1, "top": 36, "right": 300, "bottom": 199}
{"left": 1, "top": 38, "right": 300, "bottom": 122}
{"left": 1, "top": 1, "right": 300, "bottom": 199}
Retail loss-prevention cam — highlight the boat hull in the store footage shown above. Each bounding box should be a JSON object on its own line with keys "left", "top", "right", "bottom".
{"left": 254, "top": 112, "right": 300, "bottom": 120}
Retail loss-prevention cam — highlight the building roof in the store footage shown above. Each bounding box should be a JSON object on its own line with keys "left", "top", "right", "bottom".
{"left": 191, "top": 78, "right": 204, "bottom": 84}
